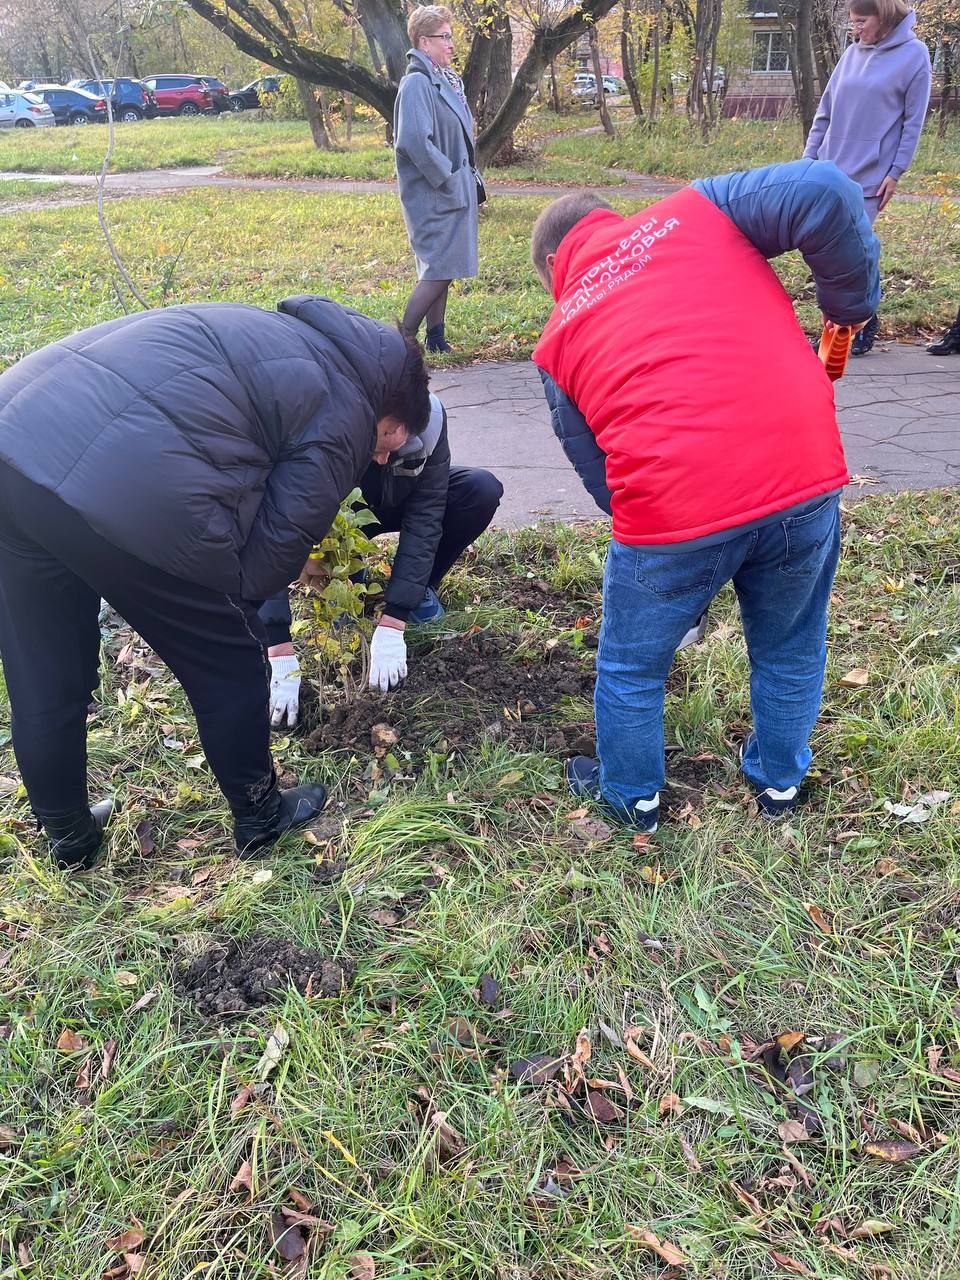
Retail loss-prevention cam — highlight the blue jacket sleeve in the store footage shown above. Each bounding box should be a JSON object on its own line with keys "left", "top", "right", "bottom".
{"left": 692, "top": 158, "right": 880, "bottom": 324}
{"left": 539, "top": 370, "right": 612, "bottom": 517}
{"left": 258, "top": 589, "right": 293, "bottom": 647}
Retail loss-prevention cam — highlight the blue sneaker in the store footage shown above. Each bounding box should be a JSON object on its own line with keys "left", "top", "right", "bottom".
{"left": 566, "top": 755, "right": 659, "bottom": 833}
{"left": 409, "top": 587, "right": 445, "bottom": 625}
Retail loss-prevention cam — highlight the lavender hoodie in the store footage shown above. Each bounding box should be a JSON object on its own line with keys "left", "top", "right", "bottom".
{"left": 803, "top": 11, "right": 932, "bottom": 196}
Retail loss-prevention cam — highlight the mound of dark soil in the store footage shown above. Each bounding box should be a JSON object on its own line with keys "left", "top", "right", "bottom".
{"left": 179, "top": 932, "right": 353, "bottom": 1018}
{"left": 305, "top": 631, "right": 597, "bottom": 756}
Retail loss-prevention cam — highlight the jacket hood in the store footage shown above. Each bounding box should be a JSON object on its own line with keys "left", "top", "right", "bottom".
{"left": 874, "top": 10, "right": 918, "bottom": 49}
{"left": 277, "top": 294, "right": 409, "bottom": 420}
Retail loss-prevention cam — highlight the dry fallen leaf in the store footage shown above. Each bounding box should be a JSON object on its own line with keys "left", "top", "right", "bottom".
{"left": 769, "top": 1250, "right": 811, "bottom": 1275}
{"left": 679, "top": 1133, "right": 701, "bottom": 1171}
{"left": 100, "top": 1039, "right": 119, "bottom": 1083}
{"left": 803, "top": 903, "right": 833, "bottom": 935}
{"left": 776, "top": 1031, "right": 806, "bottom": 1054}
{"left": 778, "top": 1119, "right": 810, "bottom": 1144}
{"left": 127, "top": 989, "right": 159, "bottom": 1015}
{"left": 0, "top": 1124, "right": 19, "bottom": 1151}
{"left": 231, "top": 1084, "right": 255, "bottom": 1115}
{"left": 571, "top": 1027, "right": 592, "bottom": 1077}
{"left": 230, "top": 1159, "right": 254, "bottom": 1195}
{"left": 627, "top": 1227, "right": 691, "bottom": 1267}
{"left": 56, "top": 1028, "right": 88, "bottom": 1053}
{"left": 569, "top": 815, "right": 614, "bottom": 843}
{"left": 270, "top": 1211, "right": 307, "bottom": 1262}
{"left": 624, "top": 1030, "right": 657, "bottom": 1071}
{"left": 731, "top": 1182, "right": 764, "bottom": 1216}
{"left": 838, "top": 668, "right": 870, "bottom": 689}
{"left": 74, "top": 1056, "right": 92, "bottom": 1091}
{"left": 864, "top": 1140, "right": 923, "bottom": 1162}
{"left": 477, "top": 974, "right": 499, "bottom": 1007}
{"left": 659, "top": 1093, "right": 684, "bottom": 1118}
{"left": 584, "top": 1090, "right": 623, "bottom": 1124}
{"left": 114, "top": 971, "right": 139, "bottom": 988}
{"left": 370, "top": 909, "right": 400, "bottom": 928}
{"left": 348, "top": 1253, "right": 377, "bottom": 1280}
{"left": 849, "top": 1220, "right": 896, "bottom": 1239}
{"left": 104, "top": 1229, "right": 146, "bottom": 1252}
{"left": 509, "top": 1054, "right": 564, "bottom": 1084}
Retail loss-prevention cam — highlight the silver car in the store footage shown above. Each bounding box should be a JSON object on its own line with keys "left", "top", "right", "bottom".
{"left": 0, "top": 89, "right": 57, "bottom": 128}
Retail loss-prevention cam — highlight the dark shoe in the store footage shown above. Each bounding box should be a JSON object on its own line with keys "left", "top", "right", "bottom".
{"left": 425, "top": 324, "right": 453, "bottom": 354}
{"left": 928, "top": 320, "right": 960, "bottom": 355}
{"left": 566, "top": 755, "right": 659, "bottom": 833}
{"left": 739, "top": 739, "right": 799, "bottom": 819}
{"left": 233, "top": 779, "right": 328, "bottom": 857}
{"left": 851, "top": 313, "right": 879, "bottom": 356}
{"left": 42, "top": 798, "right": 115, "bottom": 871}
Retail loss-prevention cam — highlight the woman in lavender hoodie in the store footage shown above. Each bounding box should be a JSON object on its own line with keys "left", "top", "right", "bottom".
{"left": 803, "top": 0, "right": 931, "bottom": 353}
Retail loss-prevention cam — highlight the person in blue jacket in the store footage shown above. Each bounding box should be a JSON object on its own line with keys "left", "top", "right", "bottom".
{"left": 536, "top": 159, "right": 880, "bottom": 830}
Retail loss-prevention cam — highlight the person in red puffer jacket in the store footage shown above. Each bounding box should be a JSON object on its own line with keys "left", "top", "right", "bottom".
{"left": 530, "top": 158, "right": 880, "bottom": 831}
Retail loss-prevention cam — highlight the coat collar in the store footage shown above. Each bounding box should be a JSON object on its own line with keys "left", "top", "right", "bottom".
{"left": 405, "top": 47, "right": 474, "bottom": 142}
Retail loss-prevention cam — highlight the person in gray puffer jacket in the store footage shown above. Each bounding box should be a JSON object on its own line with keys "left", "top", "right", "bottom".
{"left": 0, "top": 295, "right": 430, "bottom": 869}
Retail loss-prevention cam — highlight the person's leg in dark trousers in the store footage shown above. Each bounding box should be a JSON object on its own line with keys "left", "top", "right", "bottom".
{"left": 370, "top": 468, "right": 503, "bottom": 593}
{"left": 733, "top": 495, "right": 841, "bottom": 807}
{"left": 0, "top": 500, "right": 103, "bottom": 838}
{"left": 429, "top": 468, "right": 502, "bottom": 586}
{"left": 0, "top": 466, "right": 319, "bottom": 859}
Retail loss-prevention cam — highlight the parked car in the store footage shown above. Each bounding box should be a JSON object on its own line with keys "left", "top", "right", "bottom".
{"left": 68, "top": 76, "right": 157, "bottom": 122}
{"left": 229, "top": 75, "right": 282, "bottom": 111}
{"left": 0, "top": 89, "right": 57, "bottom": 128}
{"left": 143, "top": 74, "right": 215, "bottom": 116}
{"left": 196, "top": 75, "right": 233, "bottom": 112}
{"left": 571, "top": 72, "right": 622, "bottom": 104}
{"left": 30, "top": 84, "right": 108, "bottom": 125}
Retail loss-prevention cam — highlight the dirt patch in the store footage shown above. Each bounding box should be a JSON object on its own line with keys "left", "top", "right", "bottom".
{"left": 305, "top": 631, "right": 597, "bottom": 756}
{"left": 179, "top": 932, "right": 353, "bottom": 1018}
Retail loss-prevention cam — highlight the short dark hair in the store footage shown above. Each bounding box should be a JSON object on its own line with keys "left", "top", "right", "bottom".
{"left": 381, "top": 328, "right": 431, "bottom": 434}
{"left": 531, "top": 192, "right": 615, "bottom": 285}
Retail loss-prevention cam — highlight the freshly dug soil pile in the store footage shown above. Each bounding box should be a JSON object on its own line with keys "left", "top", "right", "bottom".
{"left": 305, "top": 631, "right": 597, "bottom": 756}
{"left": 179, "top": 932, "right": 353, "bottom": 1017}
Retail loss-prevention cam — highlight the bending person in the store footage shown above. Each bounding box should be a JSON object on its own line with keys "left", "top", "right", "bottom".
{"left": 263, "top": 393, "right": 503, "bottom": 725}
{"left": 0, "top": 296, "right": 429, "bottom": 868}
{"left": 531, "top": 160, "right": 880, "bottom": 832}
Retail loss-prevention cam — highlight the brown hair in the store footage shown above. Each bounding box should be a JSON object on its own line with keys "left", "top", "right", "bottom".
{"left": 848, "top": 0, "right": 911, "bottom": 35}
{"left": 530, "top": 192, "right": 614, "bottom": 286}
{"left": 408, "top": 5, "right": 454, "bottom": 47}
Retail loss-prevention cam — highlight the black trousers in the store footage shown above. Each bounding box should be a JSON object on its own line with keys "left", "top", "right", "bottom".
{"left": 0, "top": 464, "right": 274, "bottom": 821}
{"left": 259, "top": 466, "right": 503, "bottom": 647}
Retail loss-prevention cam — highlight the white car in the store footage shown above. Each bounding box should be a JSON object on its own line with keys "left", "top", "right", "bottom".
{"left": 0, "top": 89, "right": 57, "bottom": 127}
{"left": 571, "top": 73, "right": 622, "bottom": 102}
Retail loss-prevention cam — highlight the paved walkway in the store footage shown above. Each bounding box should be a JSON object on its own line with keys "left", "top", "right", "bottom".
{"left": 432, "top": 344, "right": 960, "bottom": 527}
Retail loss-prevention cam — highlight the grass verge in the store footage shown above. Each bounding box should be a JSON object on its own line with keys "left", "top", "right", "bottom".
{"left": 1, "top": 490, "right": 959, "bottom": 1278}
{"left": 1, "top": 187, "right": 957, "bottom": 371}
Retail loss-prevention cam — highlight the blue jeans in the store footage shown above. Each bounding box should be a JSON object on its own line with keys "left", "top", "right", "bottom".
{"left": 595, "top": 495, "right": 841, "bottom": 813}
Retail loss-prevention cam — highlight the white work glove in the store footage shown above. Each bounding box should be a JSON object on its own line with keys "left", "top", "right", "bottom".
{"left": 269, "top": 655, "right": 301, "bottom": 729}
{"left": 369, "top": 625, "right": 407, "bottom": 693}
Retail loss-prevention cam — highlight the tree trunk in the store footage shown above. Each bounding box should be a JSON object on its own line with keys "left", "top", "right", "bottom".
{"left": 298, "top": 77, "right": 332, "bottom": 148}
{"left": 621, "top": 0, "right": 644, "bottom": 119}
{"left": 939, "top": 39, "right": 953, "bottom": 139}
{"left": 811, "top": 0, "right": 841, "bottom": 87}
{"left": 589, "top": 25, "right": 615, "bottom": 136}
{"left": 649, "top": 0, "right": 662, "bottom": 124}
{"left": 778, "top": 0, "right": 817, "bottom": 137}
{"left": 549, "top": 58, "right": 562, "bottom": 113}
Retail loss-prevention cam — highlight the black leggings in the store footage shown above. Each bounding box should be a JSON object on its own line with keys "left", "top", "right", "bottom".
{"left": 0, "top": 465, "right": 274, "bottom": 821}
{"left": 402, "top": 279, "right": 451, "bottom": 337}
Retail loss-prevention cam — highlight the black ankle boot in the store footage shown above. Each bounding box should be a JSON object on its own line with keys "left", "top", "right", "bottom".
{"left": 40, "top": 798, "right": 115, "bottom": 871}
{"left": 928, "top": 315, "right": 960, "bottom": 355}
{"left": 851, "top": 313, "right": 879, "bottom": 356}
{"left": 232, "top": 774, "right": 328, "bottom": 858}
{"left": 425, "top": 324, "right": 453, "bottom": 354}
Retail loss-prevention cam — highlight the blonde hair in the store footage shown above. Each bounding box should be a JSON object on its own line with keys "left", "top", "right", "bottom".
{"left": 848, "top": 0, "right": 911, "bottom": 35}
{"left": 408, "top": 5, "right": 454, "bottom": 47}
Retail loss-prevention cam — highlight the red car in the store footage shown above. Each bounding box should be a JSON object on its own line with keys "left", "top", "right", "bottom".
{"left": 143, "top": 75, "right": 215, "bottom": 116}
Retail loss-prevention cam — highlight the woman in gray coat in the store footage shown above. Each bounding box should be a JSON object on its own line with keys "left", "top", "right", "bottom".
{"left": 394, "top": 5, "right": 479, "bottom": 353}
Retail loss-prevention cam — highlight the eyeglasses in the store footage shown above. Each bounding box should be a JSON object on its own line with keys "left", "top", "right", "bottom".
{"left": 425, "top": 32, "right": 454, "bottom": 42}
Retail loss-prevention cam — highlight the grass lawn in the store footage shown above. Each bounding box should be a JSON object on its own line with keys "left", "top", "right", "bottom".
{"left": 0, "top": 110, "right": 957, "bottom": 196}
{"left": 0, "top": 177, "right": 81, "bottom": 203}
{"left": 1, "top": 491, "right": 959, "bottom": 1278}
{"left": 1, "top": 186, "right": 958, "bottom": 372}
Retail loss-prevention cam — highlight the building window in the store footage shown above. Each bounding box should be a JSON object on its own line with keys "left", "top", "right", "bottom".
{"left": 752, "top": 30, "right": 790, "bottom": 72}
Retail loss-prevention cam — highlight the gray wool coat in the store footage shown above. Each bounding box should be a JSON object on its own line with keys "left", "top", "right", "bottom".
{"left": 393, "top": 48, "right": 479, "bottom": 282}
